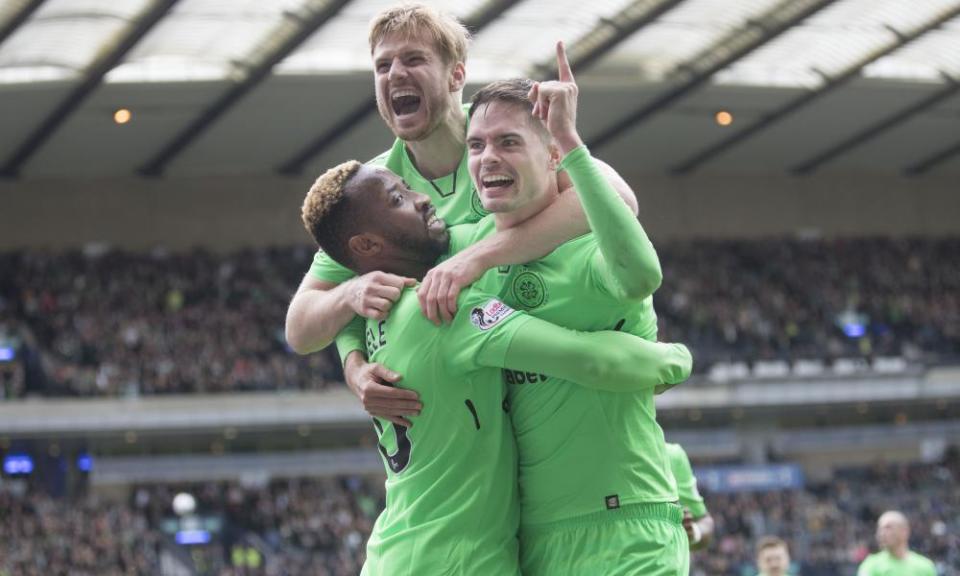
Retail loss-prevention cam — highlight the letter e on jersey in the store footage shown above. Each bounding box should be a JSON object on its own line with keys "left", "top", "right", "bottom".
{"left": 469, "top": 299, "right": 514, "bottom": 331}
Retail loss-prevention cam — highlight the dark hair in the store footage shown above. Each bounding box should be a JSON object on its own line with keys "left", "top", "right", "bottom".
{"left": 468, "top": 78, "right": 550, "bottom": 142}
{"left": 469, "top": 78, "right": 536, "bottom": 118}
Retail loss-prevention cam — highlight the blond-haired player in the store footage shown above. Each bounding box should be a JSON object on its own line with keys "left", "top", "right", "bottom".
{"left": 285, "top": 4, "right": 639, "bottom": 428}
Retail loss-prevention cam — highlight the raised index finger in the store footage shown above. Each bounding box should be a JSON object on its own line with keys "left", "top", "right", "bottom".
{"left": 556, "top": 41, "right": 574, "bottom": 83}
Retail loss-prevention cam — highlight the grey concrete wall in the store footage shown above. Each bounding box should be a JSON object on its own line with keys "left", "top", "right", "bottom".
{"left": 1, "top": 171, "right": 956, "bottom": 251}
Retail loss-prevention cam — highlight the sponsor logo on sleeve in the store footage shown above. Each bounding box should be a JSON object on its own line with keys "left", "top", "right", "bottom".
{"left": 470, "top": 299, "right": 515, "bottom": 331}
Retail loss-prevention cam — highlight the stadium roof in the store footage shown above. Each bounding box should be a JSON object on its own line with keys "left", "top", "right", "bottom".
{"left": 0, "top": 0, "right": 958, "bottom": 178}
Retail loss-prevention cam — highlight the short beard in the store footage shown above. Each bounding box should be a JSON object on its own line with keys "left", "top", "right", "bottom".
{"left": 395, "top": 231, "right": 448, "bottom": 264}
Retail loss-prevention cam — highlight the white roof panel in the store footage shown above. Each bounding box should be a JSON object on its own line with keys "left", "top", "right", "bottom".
{"left": 468, "top": 0, "right": 637, "bottom": 81}
{"left": 863, "top": 16, "right": 960, "bottom": 82}
{"left": 107, "top": 0, "right": 310, "bottom": 83}
{"left": 0, "top": 0, "right": 150, "bottom": 85}
{"left": 715, "top": 0, "right": 960, "bottom": 88}
{"left": 597, "top": 0, "right": 782, "bottom": 82}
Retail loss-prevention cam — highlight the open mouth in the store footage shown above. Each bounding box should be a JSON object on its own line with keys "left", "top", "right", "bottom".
{"left": 391, "top": 89, "right": 422, "bottom": 117}
{"left": 481, "top": 174, "right": 515, "bottom": 190}
{"left": 424, "top": 209, "right": 443, "bottom": 230}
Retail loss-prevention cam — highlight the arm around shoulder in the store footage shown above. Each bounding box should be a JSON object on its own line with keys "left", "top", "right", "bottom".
{"left": 562, "top": 146, "right": 662, "bottom": 301}
{"left": 589, "top": 157, "right": 638, "bottom": 215}
{"left": 501, "top": 318, "right": 692, "bottom": 392}
{"left": 285, "top": 274, "right": 355, "bottom": 355}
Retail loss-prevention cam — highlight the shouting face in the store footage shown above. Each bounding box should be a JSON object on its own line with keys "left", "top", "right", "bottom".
{"left": 372, "top": 33, "right": 465, "bottom": 142}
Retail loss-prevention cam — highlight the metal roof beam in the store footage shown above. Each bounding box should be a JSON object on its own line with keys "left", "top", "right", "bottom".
{"left": 587, "top": 0, "right": 840, "bottom": 152}
{"left": 276, "top": 0, "right": 526, "bottom": 177}
{"left": 137, "top": 0, "right": 355, "bottom": 177}
{"left": 904, "top": 138, "right": 960, "bottom": 176}
{"left": 0, "top": 0, "right": 47, "bottom": 48}
{"left": 792, "top": 73, "right": 960, "bottom": 175}
{"left": 671, "top": 4, "right": 960, "bottom": 175}
{"left": 0, "top": 0, "right": 179, "bottom": 179}
{"left": 532, "top": 0, "right": 689, "bottom": 79}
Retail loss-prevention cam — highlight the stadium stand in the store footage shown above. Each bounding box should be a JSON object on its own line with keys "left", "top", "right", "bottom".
{"left": 2, "top": 456, "right": 957, "bottom": 576}
{"left": 0, "top": 247, "right": 340, "bottom": 397}
{"left": 1, "top": 237, "right": 957, "bottom": 398}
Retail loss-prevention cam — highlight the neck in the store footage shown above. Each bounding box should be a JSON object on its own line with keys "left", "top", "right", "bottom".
{"left": 359, "top": 253, "right": 433, "bottom": 281}
{"left": 405, "top": 103, "right": 466, "bottom": 179}
{"left": 494, "top": 181, "right": 561, "bottom": 231}
{"left": 888, "top": 545, "right": 909, "bottom": 559}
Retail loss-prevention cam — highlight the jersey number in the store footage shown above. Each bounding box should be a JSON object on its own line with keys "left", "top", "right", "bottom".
{"left": 373, "top": 418, "right": 411, "bottom": 473}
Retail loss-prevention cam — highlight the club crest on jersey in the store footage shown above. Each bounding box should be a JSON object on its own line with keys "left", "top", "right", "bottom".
{"left": 512, "top": 270, "right": 547, "bottom": 309}
{"left": 470, "top": 299, "right": 514, "bottom": 331}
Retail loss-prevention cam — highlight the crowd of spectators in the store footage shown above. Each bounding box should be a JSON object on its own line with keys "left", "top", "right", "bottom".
{"left": 0, "top": 246, "right": 340, "bottom": 398}
{"left": 0, "top": 236, "right": 957, "bottom": 398}
{"left": 656, "top": 237, "right": 960, "bottom": 366}
{"left": 0, "top": 486, "right": 161, "bottom": 576}
{"left": 692, "top": 457, "right": 960, "bottom": 576}
{"left": 1, "top": 475, "right": 382, "bottom": 576}
{"left": 2, "top": 457, "right": 957, "bottom": 576}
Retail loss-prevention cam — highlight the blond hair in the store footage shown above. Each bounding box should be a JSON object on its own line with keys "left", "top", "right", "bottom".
{"left": 756, "top": 536, "right": 789, "bottom": 556}
{"left": 302, "top": 160, "right": 362, "bottom": 264}
{"left": 369, "top": 3, "right": 470, "bottom": 64}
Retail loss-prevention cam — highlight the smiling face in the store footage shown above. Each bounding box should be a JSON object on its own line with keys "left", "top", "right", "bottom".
{"left": 372, "top": 33, "right": 464, "bottom": 142}
{"left": 467, "top": 101, "right": 558, "bottom": 215}
{"left": 346, "top": 165, "right": 449, "bottom": 268}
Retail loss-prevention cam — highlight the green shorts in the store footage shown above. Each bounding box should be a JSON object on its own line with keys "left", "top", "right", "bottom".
{"left": 519, "top": 502, "right": 688, "bottom": 576}
{"left": 360, "top": 534, "right": 520, "bottom": 576}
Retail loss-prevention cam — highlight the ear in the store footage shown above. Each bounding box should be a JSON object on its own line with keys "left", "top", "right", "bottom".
{"left": 547, "top": 142, "right": 562, "bottom": 171}
{"left": 348, "top": 233, "right": 383, "bottom": 259}
{"left": 449, "top": 61, "right": 466, "bottom": 93}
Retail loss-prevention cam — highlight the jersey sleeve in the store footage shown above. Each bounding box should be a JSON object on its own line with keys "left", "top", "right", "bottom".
{"left": 442, "top": 289, "right": 532, "bottom": 373}
{"left": 582, "top": 240, "right": 617, "bottom": 297}
{"left": 560, "top": 145, "right": 660, "bottom": 299}
{"left": 668, "top": 445, "right": 708, "bottom": 518}
{"left": 334, "top": 315, "right": 366, "bottom": 365}
{"left": 308, "top": 249, "right": 356, "bottom": 284}
{"left": 507, "top": 321, "right": 691, "bottom": 392}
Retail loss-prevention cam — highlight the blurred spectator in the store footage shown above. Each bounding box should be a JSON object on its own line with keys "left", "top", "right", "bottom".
{"left": 858, "top": 510, "right": 937, "bottom": 576}
{"left": 755, "top": 536, "right": 794, "bottom": 576}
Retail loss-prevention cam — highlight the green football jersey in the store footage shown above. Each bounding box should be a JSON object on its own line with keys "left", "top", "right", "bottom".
{"left": 468, "top": 216, "right": 675, "bottom": 528}
{"left": 310, "top": 107, "right": 485, "bottom": 282}
{"left": 361, "top": 286, "right": 527, "bottom": 576}
{"left": 666, "top": 443, "right": 708, "bottom": 518}
{"left": 312, "top": 222, "right": 477, "bottom": 366}
{"left": 857, "top": 550, "right": 936, "bottom": 576}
